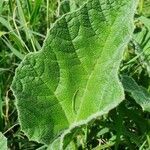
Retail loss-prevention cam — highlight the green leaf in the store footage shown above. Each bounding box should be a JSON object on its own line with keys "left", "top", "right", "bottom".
{"left": 59, "top": 0, "right": 87, "bottom": 16}
{"left": 11, "top": 0, "right": 138, "bottom": 148}
{"left": 59, "top": 0, "right": 71, "bottom": 15}
{"left": 0, "top": 0, "right": 4, "bottom": 15}
{"left": 47, "top": 138, "right": 76, "bottom": 150}
{"left": 73, "top": 0, "right": 88, "bottom": 6}
{"left": 0, "top": 132, "right": 7, "bottom": 150}
{"left": 47, "top": 138, "right": 61, "bottom": 150}
{"left": 141, "top": 0, "right": 150, "bottom": 17}
{"left": 121, "top": 75, "right": 150, "bottom": 112}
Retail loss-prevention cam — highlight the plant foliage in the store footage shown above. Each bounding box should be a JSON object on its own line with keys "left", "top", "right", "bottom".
{"left": 11, "top": 0, "right": 139, "bottom": 148}
{"left": 0, "top": 132, "right": 7, "bottom": 150}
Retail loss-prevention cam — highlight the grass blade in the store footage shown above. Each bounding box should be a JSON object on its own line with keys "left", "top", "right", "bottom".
{"left": 16, "top": 0, "right": 31, "bottom": 40}
{"left": 0, "top": 80, "right": 3, "bottom": 131}
{"left": 30, "top": 0, "right": 43, "bottom": 25}
{"left": 2, "top": 36, "right": 24, "bottom": 59}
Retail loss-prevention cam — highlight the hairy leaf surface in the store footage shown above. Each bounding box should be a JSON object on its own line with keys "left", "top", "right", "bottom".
{"left": 121, "top": 75, "right": 150, "bottom": 112}
{"left": 59, "top": 0, "right": 87, "bottom": 15}
{"left": 0, "top": 132, "right": 7, "bottom": 150}
{"left": 11, "top": 0, "right": 138, "bottom": 146}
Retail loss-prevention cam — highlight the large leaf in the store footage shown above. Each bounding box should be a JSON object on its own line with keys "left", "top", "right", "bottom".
{"left": 0, "top": 132, "right": 7, "bottom": 150}
{"left": 11, "top": 0, "right": 138, "bottom": 147}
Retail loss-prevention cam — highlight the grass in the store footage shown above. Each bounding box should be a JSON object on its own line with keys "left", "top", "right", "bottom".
{"left": 0, "top": 0, "right": 150, "bottom": 149}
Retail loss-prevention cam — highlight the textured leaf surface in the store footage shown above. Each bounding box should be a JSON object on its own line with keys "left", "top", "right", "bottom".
{"left": 121, "top": 75, "right": 150, "bottom": 112}
{"left": 11, "top": 0, "right": 138, "bottom": 146}
{"left": 59, "top": 0, "right": 87, "bottom": 15}
{"left": 47, "top": 138, "right": 76, "bottom": 150}
{"left": 0, "top": 132, "right": 7, "bottom": 150}
{"left": 141, "top": 0, "right": 150, "bottom": 17}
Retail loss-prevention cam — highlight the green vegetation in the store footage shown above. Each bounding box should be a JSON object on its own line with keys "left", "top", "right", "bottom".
{"left": 0, "top": 132, "right": 7, "bottom": 150}
{"left": 0, "top": 0, "right": 150, "bottom": 149}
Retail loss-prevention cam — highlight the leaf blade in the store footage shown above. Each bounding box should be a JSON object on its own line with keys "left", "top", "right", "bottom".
{"left": 11, "top": 0, "right": 139, "bottom": 146}
{"left": 121, "top": 75, "right": 150, "bottom": 112}
{"left": 0, "top": 132, "right": 7, "bottom": 150}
